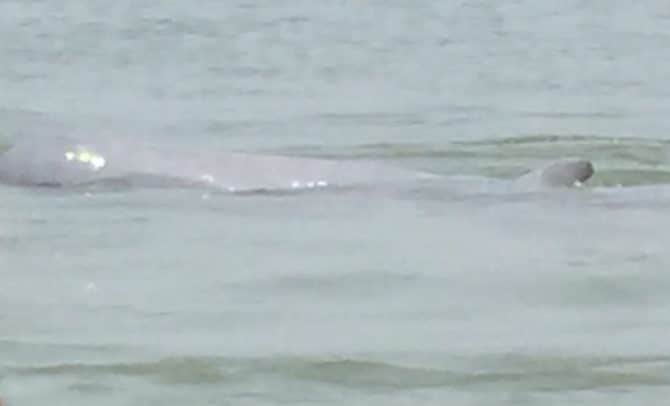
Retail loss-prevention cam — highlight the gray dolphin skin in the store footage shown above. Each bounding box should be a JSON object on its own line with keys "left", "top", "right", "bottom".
{"left": 512, "top": 158, "right": 594, "bottom": 189}
{"left": 0, "top": 134, "right": 594, "bottom": 193}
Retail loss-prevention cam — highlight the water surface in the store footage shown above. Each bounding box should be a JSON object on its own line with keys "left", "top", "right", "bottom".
{"left": 2, "top": 1, "right": 670, "bottom": 405}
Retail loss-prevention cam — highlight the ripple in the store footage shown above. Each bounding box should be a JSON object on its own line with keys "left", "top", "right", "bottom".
{"left": 7, "top": 354, "right": 670, "bottom": 392}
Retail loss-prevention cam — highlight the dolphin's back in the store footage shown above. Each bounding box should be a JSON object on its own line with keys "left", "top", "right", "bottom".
{"left": 0, "top": 135, "right": 420, "bottom": 191}
{"left": 0, "top": 136, "right": 104, "bottom": 186}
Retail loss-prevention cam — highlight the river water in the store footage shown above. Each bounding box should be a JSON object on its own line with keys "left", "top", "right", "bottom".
{"left": 2, "top": 1, "right": 670, "bottom": 405}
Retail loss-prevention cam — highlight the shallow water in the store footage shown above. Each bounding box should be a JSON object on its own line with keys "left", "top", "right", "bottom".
{"left": 2, "top": 1, "right": 670, "bottom": 405}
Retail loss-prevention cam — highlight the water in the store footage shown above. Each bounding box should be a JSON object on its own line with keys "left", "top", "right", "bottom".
{"left": 2, "top": 1, "right": 670, "bottom": 404}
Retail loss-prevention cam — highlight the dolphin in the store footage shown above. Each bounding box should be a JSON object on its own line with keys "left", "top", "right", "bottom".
{"left": 0, "top": 134, "right": 594, "bottom": 193}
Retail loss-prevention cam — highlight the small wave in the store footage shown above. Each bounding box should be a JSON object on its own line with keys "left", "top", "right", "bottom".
{"left": 591, "top": 168, "right": 670, "bottom": 187}
{"left": 279, "top": 356, "right": 670, "bottom": 391}
{"left": 10, "top": 357, "right": 226, "bottom": 386}
{"left": 8, "top": 353, "right": 670, "bottom": 392}
{"left": 519, "top": 111, "right": 626, "bottom": 119}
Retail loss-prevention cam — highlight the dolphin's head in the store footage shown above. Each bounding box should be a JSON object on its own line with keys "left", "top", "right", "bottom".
{"left": 540, "top": 158, "right": 594, "bottom": 186}
{"left": 512, "top": 158, "right": 595, "bottom": 190}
